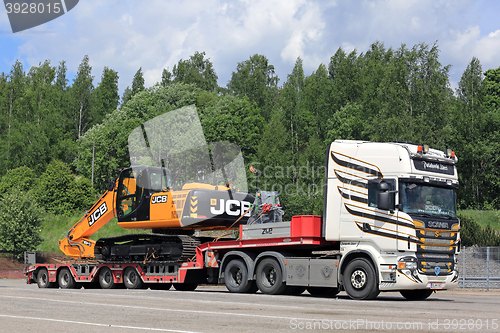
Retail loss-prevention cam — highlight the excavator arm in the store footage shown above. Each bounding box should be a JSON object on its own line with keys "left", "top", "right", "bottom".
{"left": 59, "top": 180, "right": 118, "bottom": 259}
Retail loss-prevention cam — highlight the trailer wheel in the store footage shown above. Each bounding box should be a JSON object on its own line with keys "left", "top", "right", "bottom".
{"left": 58, "top": 268, "right": 76, "bottom": 289}
{"left": 306, "top": 286, "right": 339, "bottom": 297}
{"left": 123, "top": 267, "right": 144, "bottom": 289}
{"left": 256, "top": 258, "right": 287, "bottom": 295}
{"left": 37, "top": 268, "right": 54, "bottom": 288}
{"left": 400, "top": 289, "right": 433, "bottom": 300}
{"left": 344, "top": 258, "right": 379, "bottom": 300}
{"left": 173, "top": 283, "right": 198, "bottom": 291}
{"left": 98, "top": 267, "right": 116, "bottom": 289}
{"left": 224, "top": 259, "right": 256, "bottom": 293}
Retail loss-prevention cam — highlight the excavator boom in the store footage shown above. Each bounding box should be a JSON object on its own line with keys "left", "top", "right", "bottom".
{"left": 58, "top": 181, "right": 117, "bottom": 259}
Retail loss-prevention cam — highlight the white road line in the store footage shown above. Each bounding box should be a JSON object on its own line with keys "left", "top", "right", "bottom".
{"left": 0, "top": 314, "right": 203, "bottom": 332}
{"left": 1, "top": 286, "right": 434, "bottom": 316}
{"left": 1, "top": 287, "right": 329, "bottom": 310}
{"left": 0, "top": 294, "right": 332, "bottom": 322}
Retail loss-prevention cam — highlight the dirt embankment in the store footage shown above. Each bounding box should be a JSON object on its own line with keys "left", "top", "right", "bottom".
{"left": 0, "top": 255, "right": 24, "bottom": 279}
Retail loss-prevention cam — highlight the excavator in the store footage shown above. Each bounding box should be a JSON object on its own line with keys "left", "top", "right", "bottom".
{"left": 59, "top": 106, "right": 255, "bottom": 263}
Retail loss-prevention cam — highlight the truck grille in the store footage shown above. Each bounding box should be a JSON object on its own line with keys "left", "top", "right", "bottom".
{"left": 414, "top": 219, "right": 459, "bottom": 276}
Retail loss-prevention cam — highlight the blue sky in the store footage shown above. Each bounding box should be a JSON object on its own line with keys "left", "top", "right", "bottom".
{"left": 1, "top": 0, "right": 500, "bottom": 95}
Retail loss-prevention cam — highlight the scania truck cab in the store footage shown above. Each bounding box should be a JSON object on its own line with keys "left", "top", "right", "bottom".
{"left": 324, "top": 140, "right": 459, "bottom": 299}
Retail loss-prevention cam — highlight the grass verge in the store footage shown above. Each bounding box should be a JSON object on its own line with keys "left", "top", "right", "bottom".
{"left": 458, "top": 210, "right": 500, "bottom": 231}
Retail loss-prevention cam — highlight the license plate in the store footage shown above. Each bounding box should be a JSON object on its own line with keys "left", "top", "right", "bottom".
{"left": 430, "top": 282, "right": 443, "bottom": 289}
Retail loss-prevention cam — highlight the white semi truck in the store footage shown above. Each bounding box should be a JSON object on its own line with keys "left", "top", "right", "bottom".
{"left": 25, "top": 139, "right": 460, "bottom": 300}
{"left": 319, "top": 140, "right": 460, "bottom": 299}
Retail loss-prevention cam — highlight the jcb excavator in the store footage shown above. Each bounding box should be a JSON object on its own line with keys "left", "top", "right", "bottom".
{"left": 59, "top": 105, "right": 254, "bottom": 263}
{"left": 59, "top": 165, "right": 254, "bottom": 262}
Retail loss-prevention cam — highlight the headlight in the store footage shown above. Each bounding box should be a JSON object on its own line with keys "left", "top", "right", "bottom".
{"left": 406, "top": 262, "right": 418, "bottom": 270}
{"left": 398, "top": 259, "right": 418, "bottom": 271}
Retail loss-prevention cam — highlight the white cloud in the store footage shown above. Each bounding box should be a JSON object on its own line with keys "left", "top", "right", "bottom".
{"left": 443, "top": 25, "right": 500, "bottom": 82}
{"left": 3, "top": 0, "right": 500, "bottom": 94}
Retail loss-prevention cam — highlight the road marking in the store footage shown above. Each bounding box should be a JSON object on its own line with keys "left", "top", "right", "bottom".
{"left": 0, "top": 287, "right": 434, "bottom": 316}
{"left": 0, "top": 294, "right": 329, "bottom": 322}
{"left": 2, "top": 287, "right": 327, "bottom": 310}
{"left": 0, "top": 314, "right": 203, "bottom": 332}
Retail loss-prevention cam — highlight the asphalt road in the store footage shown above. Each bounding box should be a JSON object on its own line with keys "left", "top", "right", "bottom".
{"left": 1, "top": 279, "right": 499, "bottom": 332}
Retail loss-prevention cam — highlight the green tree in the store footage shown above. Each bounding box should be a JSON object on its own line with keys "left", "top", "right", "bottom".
{"left": 301, "top": 63, "right": 334, "bottom": 141}
{"left": 173, "top": 51, "right": 218, "bottom": 92}
{"left": 280, "top": 58, "right": 305, "bottom": 160}
{"left": 161, "top": 68, "right": 172, "bottom": 87}
{"left": 227, "top": 54, "right": 279, "bottom": 119}
{"left": 0, "top": 166, "right": 37, "bottom": 195}
{"left": 200, "top": 94, "right": 265, "bottom": 160}
{"left": 483, "top": 67, "right": 500, "bottom": 111}
{"left": 122, "top": 68, "right": 145, "bottom": 105}
{"left": 91, "top": 67, "right": 119, "bottom": 126}
{"left": 36, "top": 160, "right": 94, "bottom": 214}
{"left": 328, "top": 48, "right": 363, "bottom": 112}
{"left": 326, "top": 103, "right": 366, "bottom": 141}
{"left": 131, "top": 67, "right": 145, "bottom": 96}
{"left": 453, "top": 57, "right": 485, "bottom": 207}
{"left": 1, "top": 61, "right": 27, "bottom": 173}
{"left": 0, "top": 191, "right": 43, "bottom": 259}
{"left": 69, "top": 55, "right": 94, "bottom": 139}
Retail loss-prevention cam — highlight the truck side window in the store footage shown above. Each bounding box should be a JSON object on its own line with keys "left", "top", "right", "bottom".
{"left": 368, "top": 179, "right": 395, "bottom": 209}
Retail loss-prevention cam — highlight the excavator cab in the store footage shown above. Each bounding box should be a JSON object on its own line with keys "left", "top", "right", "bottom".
{"left": 116, "top": 166, "right": 171, "bottom": 223}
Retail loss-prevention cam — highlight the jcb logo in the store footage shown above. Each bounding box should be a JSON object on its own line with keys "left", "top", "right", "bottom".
{"left": 152, "top": 195, "right": 168, "bottom": 204}
{"left": 88, "top": 203, "right": 107, "bottom": 227}
{"left": 210, "top": 199, "right": 251, "bottom": 217}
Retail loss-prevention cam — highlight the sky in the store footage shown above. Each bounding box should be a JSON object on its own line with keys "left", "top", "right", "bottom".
{"left": 1, "top": 0, "right": 500, "bottom": 95}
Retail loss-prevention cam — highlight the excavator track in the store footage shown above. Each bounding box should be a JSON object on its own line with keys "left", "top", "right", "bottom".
{"left": 94, "top": 234, "right": 200, "bottom": 264}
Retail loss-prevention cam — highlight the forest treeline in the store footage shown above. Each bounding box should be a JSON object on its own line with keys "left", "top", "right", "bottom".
{"left": 1, "top": 41, "right": 500, "bottom": 222}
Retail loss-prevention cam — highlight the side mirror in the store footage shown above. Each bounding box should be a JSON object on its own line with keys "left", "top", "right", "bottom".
{"left": 377, "top": 191, "right": 392, "bottom": 211}
{"left": 377, "top": 181, "right": 395, "bottom": 211}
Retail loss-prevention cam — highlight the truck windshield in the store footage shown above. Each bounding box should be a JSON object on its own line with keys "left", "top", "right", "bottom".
{"left": 399, "top": 182, "right": 457, "bottom": 218}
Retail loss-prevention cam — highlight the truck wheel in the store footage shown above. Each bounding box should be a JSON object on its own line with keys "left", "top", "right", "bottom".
{"left": 37, "top": 268, "right": 54, "bottom": 288}
{"left": 58, "top": 268, "right": 76, "bottom": 289}
{"left": 256, "top": 258, "right": 287, "bottom": 295}
{"left": 400, "top": 289, "right": 433, "bottom": 300}
{"left": 98, "top": 267, "right": 116, "bottom": 289}
{"left": 224, "top": 259, "right": 256, "bottom": 293}
{"left": 173, "top": 283, "right": 198, "bottom": 291}
{"left": 344, "top": 258, "right": 379, "bottom": 300}
{"left": 307, "top": 286, "right": 339, "bottom": 297}
{"left": 123, "top": 267, "right": 144, "bottom": 289}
